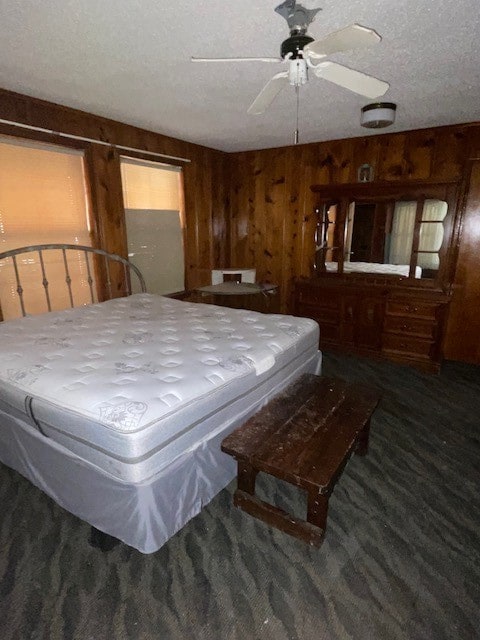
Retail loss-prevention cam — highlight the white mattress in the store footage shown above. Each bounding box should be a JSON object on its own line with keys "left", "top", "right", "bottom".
{"left": 0, "top": 294, "right": 320, "bottom": 483}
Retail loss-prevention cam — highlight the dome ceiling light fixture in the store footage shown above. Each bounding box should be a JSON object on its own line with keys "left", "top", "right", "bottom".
{"left": 361, "top": 102, "right": 397, "bottom": 128}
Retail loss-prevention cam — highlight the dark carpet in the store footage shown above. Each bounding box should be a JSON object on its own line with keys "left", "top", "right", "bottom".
{"left": 0, "top": 353, "right": 479, "bottom": 640}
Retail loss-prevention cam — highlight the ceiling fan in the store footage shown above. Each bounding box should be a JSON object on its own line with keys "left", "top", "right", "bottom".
{"left": 192, "top": 0, "right": 389, "bottom": 116}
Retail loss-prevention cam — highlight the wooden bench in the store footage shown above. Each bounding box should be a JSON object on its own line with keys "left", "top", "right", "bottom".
{"left": 221, "top": 374, "right": 380, "bottom": 546}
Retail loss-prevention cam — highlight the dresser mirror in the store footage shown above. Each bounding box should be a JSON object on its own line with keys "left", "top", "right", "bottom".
{"left": 312, "top": 181, "right": 458, "bottom": 285}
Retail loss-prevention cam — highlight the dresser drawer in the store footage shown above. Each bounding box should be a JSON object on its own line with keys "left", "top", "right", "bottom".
{"left": 382, "top": 334, "right": 434, "bottom": 358}
{"left": 386, "top": 299, "right": 439, "bottom": 320}
{"left": 383, "top": 315, "right": 436, "bottom": 339}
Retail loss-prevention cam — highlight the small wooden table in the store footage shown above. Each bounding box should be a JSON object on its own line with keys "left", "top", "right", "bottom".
{"left": 190, "top": 282, "right": 280, "bottom": 314}
{"left": 221, "top": 374, "right": 380, "bottom": 546}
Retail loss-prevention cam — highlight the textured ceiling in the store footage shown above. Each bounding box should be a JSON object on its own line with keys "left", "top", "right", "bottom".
{"left": 0, "top": 0, "right": 479, "bottom": 152}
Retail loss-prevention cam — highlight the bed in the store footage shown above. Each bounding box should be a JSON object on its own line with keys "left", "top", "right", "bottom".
{"left": 0, "top": 245, "right": 321, "bottom": 553}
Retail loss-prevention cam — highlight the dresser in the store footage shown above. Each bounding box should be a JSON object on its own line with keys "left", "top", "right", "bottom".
{"left": 293, "top": 180, "right": 460, "bottom": 373}
{"left": 295, "top": 277, "right": 449, "bottom": 372}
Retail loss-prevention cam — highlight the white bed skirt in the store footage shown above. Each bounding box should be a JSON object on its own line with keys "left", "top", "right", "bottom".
{"left": 0, "top": 351, "right": 321, "bottom": 554}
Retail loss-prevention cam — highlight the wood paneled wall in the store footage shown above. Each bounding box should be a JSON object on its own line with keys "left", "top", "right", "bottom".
{"left": 227, "top": 123, "right": 480, "bottom": 363}
{"left": 443, "top": 158, "right": 480, "bottom": 362}
{"left": 0, "top": 88, "right": 229, "bottom": 291}
{"left": 1, "top": 87, "right": 479, "bottom": 363}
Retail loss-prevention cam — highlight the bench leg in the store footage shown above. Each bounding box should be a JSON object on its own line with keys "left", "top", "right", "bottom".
{"left": 237, "top": 461, "right": 258, "bottom": 495}
{"left": 355, "top": 418, "right": 371, "bottom": 456}
{"left": 233, "top": 462, "right": 326, "bottom": 546}
{"left": 307, "top": 489, "right": 329, "bottom": 533}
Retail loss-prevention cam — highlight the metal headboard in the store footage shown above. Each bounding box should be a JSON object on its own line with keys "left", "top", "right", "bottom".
{"left": 0, "top": 244, "right": 146, "bottom": 318}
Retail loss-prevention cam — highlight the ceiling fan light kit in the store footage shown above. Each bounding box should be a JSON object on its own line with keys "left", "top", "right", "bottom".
{"left": 361, "top": 102, "right": 397, "bottom": 128}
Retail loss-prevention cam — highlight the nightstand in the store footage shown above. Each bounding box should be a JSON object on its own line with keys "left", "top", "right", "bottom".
{"left": 187, "top": 282, "right": 280, "bottom": 314}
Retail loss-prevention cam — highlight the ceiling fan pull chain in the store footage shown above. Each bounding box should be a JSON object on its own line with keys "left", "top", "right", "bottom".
{"left": 294, "top": 84, "right": 300, "bottom": 145}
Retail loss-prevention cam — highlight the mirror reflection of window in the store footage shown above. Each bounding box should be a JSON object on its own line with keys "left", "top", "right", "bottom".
{"left": 317, "top": 189, "right": 450, "bottom": 280}
{"left": 388, "top": 201, "right": 416, "bottom": 266}
{"left": 417, "top": 200, "right": 447, "bottom": 270}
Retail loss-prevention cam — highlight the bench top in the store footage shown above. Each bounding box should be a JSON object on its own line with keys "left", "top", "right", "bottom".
{"left": 221, "top": 374, "right": 380, "bottom": 492}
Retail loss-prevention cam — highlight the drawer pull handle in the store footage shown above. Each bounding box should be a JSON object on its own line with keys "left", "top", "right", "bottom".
{"left": 405, "top": 305, "right": 419, "bottom": 313}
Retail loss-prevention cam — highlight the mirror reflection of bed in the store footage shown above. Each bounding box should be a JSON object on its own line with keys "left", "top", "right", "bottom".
{"left": 318, "top": 198, "right": 448, "bottom": 279}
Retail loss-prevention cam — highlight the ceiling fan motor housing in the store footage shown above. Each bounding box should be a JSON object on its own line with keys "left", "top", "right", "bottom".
{"left": 281, "top": 34, "right": 314, "bottom": 59}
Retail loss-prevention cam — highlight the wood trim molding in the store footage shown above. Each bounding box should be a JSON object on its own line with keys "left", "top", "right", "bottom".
{"left": 311, "top": 179, "right": 458, "bottom": 201}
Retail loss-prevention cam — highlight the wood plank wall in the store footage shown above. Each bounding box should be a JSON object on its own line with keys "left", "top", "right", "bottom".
{"left": 0, "top": 88, "right": 229, "bottom": 292}
{"left": 444, "top": 157, "right": 480, "bottom": 363}
{"left": 0, "top": 87, "right": 478, "bottom": 363}
{"left": 226, "top": 123, "right": 480, "bottom": 364}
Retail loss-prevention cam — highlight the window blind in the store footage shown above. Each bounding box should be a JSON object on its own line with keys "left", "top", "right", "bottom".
{"left": 0, "top": 135, "right": 94, "bottom": 320}
{"left": 120, "top": 157, "right": 182, "bottom": 211}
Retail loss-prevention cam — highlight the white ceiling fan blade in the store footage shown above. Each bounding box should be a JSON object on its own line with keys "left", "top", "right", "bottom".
{"left": 305, "top": 24, "right": 381, "bottom": 60}
{"left": 313, "top": 61, "right": 389, "bottom": 98}
{"left": 247, "top": 71, "right": 289, "bottom": 115}
{"left": 191, "top": 56, "right": 282, "bottom": 63}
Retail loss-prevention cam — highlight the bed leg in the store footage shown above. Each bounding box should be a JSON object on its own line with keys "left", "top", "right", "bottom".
{"left": 88, "top": 526, "right": 121, "bottom": 552}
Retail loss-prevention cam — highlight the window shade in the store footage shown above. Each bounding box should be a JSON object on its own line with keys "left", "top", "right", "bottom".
{"left": 0, "top": 135, "right": 94, "bottom": 320}
{"left": 120, "top": 157, "right": 182, "bottom": 211}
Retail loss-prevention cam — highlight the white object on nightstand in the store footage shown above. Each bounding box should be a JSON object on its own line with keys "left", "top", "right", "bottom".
{"left": 211, "top": 268, "right": 256, "bottom": 285}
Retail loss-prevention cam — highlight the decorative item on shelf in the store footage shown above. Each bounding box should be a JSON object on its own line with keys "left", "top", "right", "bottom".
{"left": 360, "top": 102, "right": 397, "bottom": 128}
{"left": 357, "top": 163, "right": 374, "bottom": 182}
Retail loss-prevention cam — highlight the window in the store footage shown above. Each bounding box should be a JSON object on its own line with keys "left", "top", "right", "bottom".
{"left": 0, "top": 136, "right": 93, "bottom": 320}
{"left": 120, "top": 157, "right": 185, "bottom": 295}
